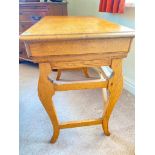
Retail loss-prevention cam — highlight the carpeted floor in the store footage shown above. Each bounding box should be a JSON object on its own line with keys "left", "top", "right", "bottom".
{"left": 19, "top": 62, "right": 135, "bottom": 155}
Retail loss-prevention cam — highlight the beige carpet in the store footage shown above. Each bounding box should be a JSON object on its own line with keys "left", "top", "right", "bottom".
{"left": 19, "top": 62, "right": 135, "bottom": 155}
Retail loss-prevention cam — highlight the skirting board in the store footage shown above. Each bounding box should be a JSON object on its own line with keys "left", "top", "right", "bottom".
{"left": 124, "top": 76, "right": 135, "bottom": 95}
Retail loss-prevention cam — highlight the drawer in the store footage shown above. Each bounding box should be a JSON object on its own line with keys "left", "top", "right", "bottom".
{"left": 20, "top": 11, "right": 47, "bottom": 22}
{"left": 20, "top": 4, "right": 48, "bottom": 12}
{"left": 19, "top": 41, "right": 25, "bottom": 52}
{"left": 20, "top": 0, "right": 40, "bottom": 2}
{"left": 20, "top": 22, "right": 33, "bottom": 32}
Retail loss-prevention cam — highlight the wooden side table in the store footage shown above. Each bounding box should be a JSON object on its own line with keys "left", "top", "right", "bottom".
{"left": 20, "top": 16, "right": 134, "bottom": 143}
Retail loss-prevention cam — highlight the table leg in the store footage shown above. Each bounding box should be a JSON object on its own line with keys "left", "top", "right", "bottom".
{"left": 56, "top": 69, "right": 62, "bottom": 80}
{"left": 82, "top": 67, "right": 89, "bottom": 78}
{"left": 92, "top": 67, "right": 108, "bottom": 107}
{"left": 56, "top": 68, "right": 89, "bottom": 81}
{"left": 102, "top": 88, "right": 108, "bottom": 106}
{"left": 38, "top": 63, "right": 60, "bottom": 143}
{"left": 102, "top": 59, "right": 123, "bottom": 136}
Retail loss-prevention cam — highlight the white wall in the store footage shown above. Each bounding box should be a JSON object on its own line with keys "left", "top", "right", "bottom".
{"left": 67, "top": 0, "right": 135, "bottom": 95}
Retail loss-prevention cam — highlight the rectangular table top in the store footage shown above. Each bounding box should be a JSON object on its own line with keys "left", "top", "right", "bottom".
{"left": 20, "top": 16, "right": 134, "bottom": 41}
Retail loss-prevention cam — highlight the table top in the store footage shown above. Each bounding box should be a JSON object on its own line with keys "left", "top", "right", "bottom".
{"left": 20, "top": 16, "right": 134, "bottom": 41}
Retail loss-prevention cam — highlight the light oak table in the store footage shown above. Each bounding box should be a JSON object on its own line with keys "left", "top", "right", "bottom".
{"left": 20, "top": 16, "right": 134, "bottom": 143}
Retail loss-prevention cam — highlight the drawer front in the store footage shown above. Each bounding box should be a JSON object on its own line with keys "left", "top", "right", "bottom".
{"left": 20, "top": 4, "right": 48, "bottom": 12}
{"left": 20, "top": 0, "right": 40, "bottom": 2}
{"left": 19, "top": 41, "right": 25, "bottom": 52}
{"left": 20, "top": 22, "right": 33, "bottom": 33}
{"left": 19, "top": 41, "right": 27, "bottom": 57}
{"left": 20, "top": 11, "right": 47, "bottom": 22}
{"left": 48, "top": 4, "right": 67, "bottom": 16}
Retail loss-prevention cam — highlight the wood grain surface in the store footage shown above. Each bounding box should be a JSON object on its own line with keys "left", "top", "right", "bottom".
{"left": 20, "top": 16, "right": 134, "bottom": 41}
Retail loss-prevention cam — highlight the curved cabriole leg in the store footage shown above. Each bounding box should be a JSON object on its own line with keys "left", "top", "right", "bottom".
{"left": 38, "top": 63, "right": 60, "bottom": 143}
{"left": 102, "top": 59, "right": 123, "bottom": 136}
